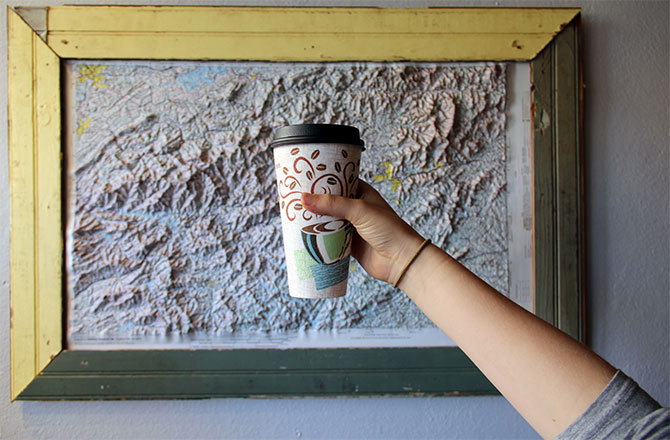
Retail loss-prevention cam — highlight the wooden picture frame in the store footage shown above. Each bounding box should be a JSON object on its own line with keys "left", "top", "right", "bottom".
{"left": 8, "top": 6, "right": 582, "bottom": 400}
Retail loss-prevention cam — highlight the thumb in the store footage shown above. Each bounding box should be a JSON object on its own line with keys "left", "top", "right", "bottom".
{"left": 301, "top": 192, "right": 363, "bottom": 225}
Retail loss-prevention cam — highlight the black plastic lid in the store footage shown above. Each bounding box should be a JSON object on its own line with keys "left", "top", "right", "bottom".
{"left": 269, "top": 124, "right": 365, "bottom": 150}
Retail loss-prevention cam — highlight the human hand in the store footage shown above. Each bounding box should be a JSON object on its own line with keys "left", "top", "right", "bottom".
{"left": 301, "top": 180, "right": 424, "bottom": 285}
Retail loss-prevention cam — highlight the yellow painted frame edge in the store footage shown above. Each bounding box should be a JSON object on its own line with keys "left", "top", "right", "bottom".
{"left": 44, "top": 6, "right": 579, "bottom": 61}
{"left": 8, "top": 5, "right": 579, "bottom": 400}
{"left": 8, "top": 7, "right": 62, "bottom": 401}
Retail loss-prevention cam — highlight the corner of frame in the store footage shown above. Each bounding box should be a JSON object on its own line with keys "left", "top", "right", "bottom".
{"left": 9, "top": 6, "right": 48, "bottom": 40}
{"left": 527, "top": 8, "right": 581, "bottom": 61}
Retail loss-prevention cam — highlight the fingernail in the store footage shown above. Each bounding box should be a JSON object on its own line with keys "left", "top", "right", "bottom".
{"left": 302, "top": 193, "right": 314, "bottom": 205}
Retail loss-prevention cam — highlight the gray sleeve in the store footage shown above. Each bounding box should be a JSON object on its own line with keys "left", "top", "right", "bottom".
{"left": 557, "top": 370, "right": 669, "bottom": 439}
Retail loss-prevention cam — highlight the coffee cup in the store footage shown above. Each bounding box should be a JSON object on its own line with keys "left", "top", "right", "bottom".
{"left": 270, "top": 124, "right": 364, "bottom": 298}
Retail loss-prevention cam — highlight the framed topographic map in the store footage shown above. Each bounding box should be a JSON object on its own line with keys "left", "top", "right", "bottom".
{"left": 8, "top": 6, "right": 583, "bottom": 400}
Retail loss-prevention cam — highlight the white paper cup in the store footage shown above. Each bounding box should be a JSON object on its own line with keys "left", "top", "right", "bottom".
{"left": 271, "top": 124, "right": 364, "bottom": 298}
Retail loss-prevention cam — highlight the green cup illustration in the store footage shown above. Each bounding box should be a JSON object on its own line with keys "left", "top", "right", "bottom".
{"left": 301, "top": 220, "right": 353, "bottom": 265}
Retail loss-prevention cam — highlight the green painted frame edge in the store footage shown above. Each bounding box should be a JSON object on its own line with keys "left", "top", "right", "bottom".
{"left": 14, "top": 13, "right": 583, "bottom": 400}
{"left": 22, "top": 348, "right": 496, "bottom": 399}
{"left": 531, "top": 18, "right": 584, "bottom": 341}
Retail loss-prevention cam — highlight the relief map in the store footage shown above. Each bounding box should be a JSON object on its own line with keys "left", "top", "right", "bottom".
{"left": 68, "top": 61, "right": 508, "bottom": 342}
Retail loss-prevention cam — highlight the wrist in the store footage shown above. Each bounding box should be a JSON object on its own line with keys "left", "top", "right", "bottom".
{"left": 392, "top": 238, "right": 432, "bottom": 288}
{"left": 388, "top": 228, "right": 426, "bottom": 284}
{"left": 396, "top": 242, "right": 450, "bottom": 293}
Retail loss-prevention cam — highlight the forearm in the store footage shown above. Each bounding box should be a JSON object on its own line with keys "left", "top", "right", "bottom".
{"left": 400, "top": 243, "right": 616, "bottom": 439}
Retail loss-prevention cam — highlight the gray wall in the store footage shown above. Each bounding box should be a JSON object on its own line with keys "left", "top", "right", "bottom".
{"left": 1, "top": 0, "right": 667, "bottom": 438}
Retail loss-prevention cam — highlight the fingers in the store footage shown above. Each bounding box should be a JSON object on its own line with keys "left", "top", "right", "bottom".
{"left": 301, "top": 192, "right": 364, "bottom": 226}
{"left": 301, "top": 179, "right": 393, "bottom": 227}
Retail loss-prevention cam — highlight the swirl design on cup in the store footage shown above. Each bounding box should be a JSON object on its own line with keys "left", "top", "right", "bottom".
{"left": 276, "top": 147, "right": 359, "bottom": 222}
